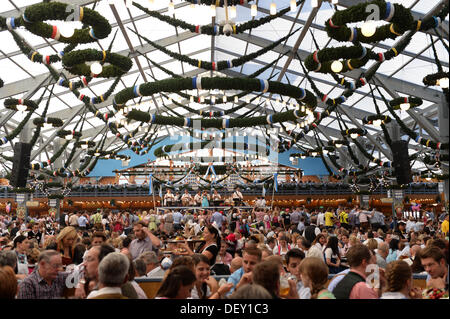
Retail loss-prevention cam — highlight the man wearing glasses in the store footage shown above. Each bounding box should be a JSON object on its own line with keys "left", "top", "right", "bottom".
{"left": 17, "top": 250, "right": 68, "bottom": 299}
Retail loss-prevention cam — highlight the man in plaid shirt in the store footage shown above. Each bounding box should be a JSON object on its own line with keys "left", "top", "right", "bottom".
{"left": 17, "top": 250, "right": 69, "bottom": 299}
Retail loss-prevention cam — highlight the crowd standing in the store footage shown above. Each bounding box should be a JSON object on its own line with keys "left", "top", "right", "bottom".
{"left": 0, "top": 196, "right": 448, "bottom": 299}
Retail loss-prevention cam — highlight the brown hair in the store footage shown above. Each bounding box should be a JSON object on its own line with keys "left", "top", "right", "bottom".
{"left": 252, "top": 261, "right": 280, "bottom": 297}
{"left": 367, "top": 239, "right": 378, "bottom": 251}
{"left": 243, "top": 247, "right": 262, "bottom": 261}
{"left": 420, "top": 246, "right": 445, "bottom": 263}
{"left": 299, "top": 257, "right": 329, "bottom": 299}
{"left": 0, "top": 266, "right": 17, "bottom": 299}
{"left": 385, "top": 260, "right": 412, "bottom": 292}
{"left": 346, "top": 244, "right": 372, "bottom": 268}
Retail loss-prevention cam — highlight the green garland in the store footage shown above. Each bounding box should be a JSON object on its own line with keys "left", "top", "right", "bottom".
{"left": 423, "top": 71, "right": 449, "bottom": 86}
{"left": 362, "top": 115, "right": 391, "bottom": 125}
{"left": 62, "top": 49, "right": 133, "bottom": 78}
{"left": 4, "top": 98, "right": 38, "bottom": 112}
{"left": 115, "top": 76, "right": 317, "bottom": 110}
{"left": 184, "top": 0, "right": 255, "bottom": 6}
{"left": 33, "top": 117, "right": 64, "bottom": 128}
{"left": 325, "top": 0, "right": 414, "bottom": 44}
{"left": 128, "top": 27, "right": 299, "bottom": 71}
{"left": 17, "top": 2, "right": 111, "bottom": 44}
{"left": 133, "top": 0, "right": 304, "bottom": 36}
{"left": 56, "top": 130, "right": 83, "bottom": 139}
{"left": 154, "top": 140, "right": 270, "bottom": 158}
{"left": 341, "top": 128, "right": 368, "bottom": 139}
{"left": 10, "top": 187, "right": 35, "bottom": 193}
{"left": 74, "top": 140, "right": 96, "bottom": 149}
{"left": 389, "top": 96, "right": 423, "bottom": 110}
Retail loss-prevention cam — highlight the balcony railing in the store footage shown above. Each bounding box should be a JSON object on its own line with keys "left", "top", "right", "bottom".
{"left": 0, "top": 182, "right": 439, "bottom": 199}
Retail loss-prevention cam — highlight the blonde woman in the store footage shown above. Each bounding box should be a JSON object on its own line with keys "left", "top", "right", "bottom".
{"left": 55, "top": 226, "right": 78, "bottom": 266}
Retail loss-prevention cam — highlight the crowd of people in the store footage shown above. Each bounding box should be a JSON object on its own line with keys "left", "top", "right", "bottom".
{"left": 0, "top": 200, "right": 448, "bottom": 299}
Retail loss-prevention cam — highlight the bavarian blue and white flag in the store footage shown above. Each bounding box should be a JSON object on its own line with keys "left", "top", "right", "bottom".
{"left": 148, "top": 174, "right": 153, "bottom": 195}
{"left": 273, "top": 173, "right": 278, "bottom": 192}
{"left": 262, "top": 185, "right": 266, "bottom": 197}
{"left": 159, "top": 185, "right": 163, "bottom": 198}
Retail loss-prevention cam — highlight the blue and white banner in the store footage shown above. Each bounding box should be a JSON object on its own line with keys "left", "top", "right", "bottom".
{"left": 159, "top": 185, "right": 163, "bottom": 198}
{"left": 262, "top": 185, "right": 266, "bottom": 197}
{"left": 273, "top": 173, "right": 278, "bottom": 192}
{"left": 148, "top": 174, "right": 153, "bottom": 195}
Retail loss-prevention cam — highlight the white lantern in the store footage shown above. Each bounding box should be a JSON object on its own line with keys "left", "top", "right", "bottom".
{"left": 234, "top": 96, "right": 239, "bottom": 103}
{"left": 81, "top": 143, "right": 88, "bottom": 150}
{"left": 223, "top": 95, "right": 227, "bottom": 103}
{"left": 322, "top": 149, "right": 328, "bottom": 155}
{"left": 350, "top": 132, "right": 359, "bottom": 139}
{"left": 331, "top": 60, "right": 343, "bottom": 73}
{"left": 400, "top": 103, "right": 410, "bottom": 111}
{"left": 372, "top": 119, "right": 382, "bottom": 127}
{"left": 17, "top": 104, "right": 27, "bottom": 112}
{"left": 438, "top": 77, "right": 449, "bottom": 89}
{"left": 290, "top": 0, "right": 297, "bottom": 12}
{"left": 335, "top": 142, "right": 343, "bottom": 148}
{"left": 230, "top": 6, "right": 237, "bottom": 19}
{"left": 251, "top": 4, "right": 257, "bottom": 17}
{"left": 311, "top": 151, "right": 318, "bottom": 157}
{"left": 60, "top": 24, "right": 75, "bottom": 38}
{"left": 210, "top": 5, "right": 216, "bottom": 17}
{"left": 90, "top": 62, "right": 103, "bottom": 75}
{"left": 361, "top": 20, "right": 377, "bottom": 38}
{"left": 270, "top": 3, "right": 276, "bottom": 15}
{"left": 168, "top": 2, "right": 175, "bottom": 15}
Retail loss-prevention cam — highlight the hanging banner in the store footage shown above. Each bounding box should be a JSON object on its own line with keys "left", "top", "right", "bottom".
{"left": 274, "top": 173, "right": 278, "bottom": 192}
{"left": 148, "top": 174, "right": 153, "bottom": 195}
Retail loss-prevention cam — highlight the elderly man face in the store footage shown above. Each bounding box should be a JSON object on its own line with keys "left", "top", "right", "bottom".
{"left": 39, "top": 254, "right": 63, "bottom": 283}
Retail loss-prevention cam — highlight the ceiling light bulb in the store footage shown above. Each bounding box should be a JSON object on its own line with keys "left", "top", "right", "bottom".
{"left": 438, "top": 77, "right": 449, "bottom": 89}
{"left": 331, "top": 60, "right": 343, "bottom": 73}
{"left": 400, "top": 103, "right": 410, "bottom": 111}
{"left": 168, "top": 2, "right": 175, "bottom": 15}
{"left": 311, "top": 151, "right": 318, "bottom": 157}
{"left": 350, "top": 133, "right": 359, "bottom": 139}
{"left": 190, "top": 96, "right": 194, "bottom": 103}
{"left": 290, "top": 0, "right": 297, "bottom": 12}
{"left": 211, "top": 96, "right": 216, "bottom": 104}
{"left": 200, "top": 96, "right": 205, "bottom": 103}
{"left": 234, "top": 96, "right": 239, "bottom": 103}
{"left": 251, "top": 4, "right": 257, "bottom": 17}
{"left": 372, "top": 119, "right": 382, "bottom": 126}
{"left": 322, "top": 149, "right": 328, "bottom": 155}
{"left": 90, "top": 62, "right": 103, "bottom": 75}
{"left": 289, "top": 156, "right": 294, "bottom": 162}
{"left": 361, "top": 20, "right": 377, "bottom": 37}
{"left": 270, "top": 3, "right": 277, "bottom": 15}
{"left": 335, "top": 142, "right": 343, "bottom": 148}
{"left": 223, "top": 96, "right": 227, "bottom": 103}
{"left": 300, "top": 155, "right": 306, "bottom": 159}
{"left": 81, "top": 144, "right": 88, "bottom": 150}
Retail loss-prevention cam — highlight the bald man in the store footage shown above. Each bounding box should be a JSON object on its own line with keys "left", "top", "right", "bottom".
{"left": 376, "top": 242, "right": 389, "bottom": 269}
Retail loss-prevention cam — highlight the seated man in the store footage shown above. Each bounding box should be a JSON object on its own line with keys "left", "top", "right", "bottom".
{"left": 87, "top": 252, "right": 130, "bottom": 299}
{"left": 17, "top": 250, "right": 68, "bottom": 299}
{"left": 232, "top": 187, "right": 244, "bottom": 206}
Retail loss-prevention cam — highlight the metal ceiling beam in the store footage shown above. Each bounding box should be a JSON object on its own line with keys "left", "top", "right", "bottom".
{"left": 230, "top": 32, "right": 443, "bottom": 104}
{"left": 0, "top": 31, "right": 199, "bottom": 99}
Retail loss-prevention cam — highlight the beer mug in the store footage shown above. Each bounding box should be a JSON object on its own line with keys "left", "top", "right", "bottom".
{"left": 279, "top": 274, "right": 290, "bottom": 297}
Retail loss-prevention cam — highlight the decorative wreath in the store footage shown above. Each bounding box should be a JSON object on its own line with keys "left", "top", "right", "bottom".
{"left": 56, "top": 130, "right": 83, "bottom": 139}
{"left": 114, "top": 76, "right": 317, "bottom": 110}
{"left": 325, "top": 0, "right": 414, "bottom": 44}
{"left": 341, "top": 128, "right": 367, "bottom": 139}
{"left": 33, "top": 117, "right": 64, "bottom": 128}
{"left": 423, "top": 71, "right": 449, "bottom": 86}
{"left": 19, "top": 2, "right": 111, "bottom": 44}
{"left": 62, "top": 49, "right": 133, "bottom": 78}
{"left": 4, "top": 98, "right": 38, "bottom": 112}
{"left": 389, "top": 96, "right": 423, "bottom": 110}
{"left": 362, "top": 115, "right": 392, "bottom": 125}
{"left": 133, "top": 0, "right": 304, "bottom": 36}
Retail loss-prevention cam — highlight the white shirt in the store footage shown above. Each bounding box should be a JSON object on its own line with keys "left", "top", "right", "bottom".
{"left": 147, "top": 266, "right": 166, "bottom": 278}
{"left": 87, "top": 287, "right": 122, "bottom": 299}
{"left": 317, "top": 213, "right": 325, "bottom": 226}
{"left": 131, "top": 280, "right": 148, "bottom": 299}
